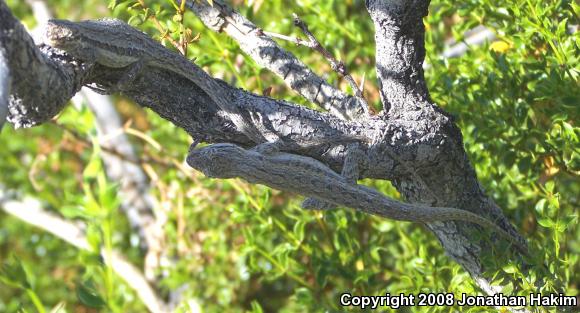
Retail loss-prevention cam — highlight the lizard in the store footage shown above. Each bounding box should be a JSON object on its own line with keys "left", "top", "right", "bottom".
{"left": 301, "top": 142, "right": 362, "bottom": 210}
{"left": 186, "top": 142, "right": 529, "bottom": 254}
{"left": 44, "top": 18, "right": 264, "bottom": 142}
{"left": 43, "top": 18, "right": 370, "bottom": 148}
{"left": 184, "top": 0, "right": 369, "bottom": 121}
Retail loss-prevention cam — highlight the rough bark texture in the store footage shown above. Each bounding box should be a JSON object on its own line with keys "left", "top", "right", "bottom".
{"left": 186, "top": 0, "right": 368, "bottom": 121}
{"left": 0, "top": 2, "right": 83, "bottom": 128}
{"left": 1, "top": 0, "right": 533, "bottom": 300}
{"left": 363, "top": 0, "right": 528, "bottom": 286}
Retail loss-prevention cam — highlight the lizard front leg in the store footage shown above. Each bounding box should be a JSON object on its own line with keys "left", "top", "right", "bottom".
{"left": 249, "top": 140, "right": 362, "bottom": 211}
{"left": 85, "top": 60, "right": 145, "bottom": 94}
{"left": 113, "top": 60, "right": 145, "bottom": 92}
{"left": 251, "top": 141, "right": 283, "bottom": 155}
{"left": 301, "top": 142, "right": 362, "bottom": 210}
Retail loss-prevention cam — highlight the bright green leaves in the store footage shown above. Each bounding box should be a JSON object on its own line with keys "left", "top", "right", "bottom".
{"left": 108, "top": 0, "right": 132, "bottom": 11}
{"left": 109, "top": 0, "right": 199, "bottom": 56}
{"left": 425, "top": 0, "right": 578, "bottom": 304}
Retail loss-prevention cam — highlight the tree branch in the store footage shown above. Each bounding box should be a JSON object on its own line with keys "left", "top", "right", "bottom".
{"left": 0, "top": 0, "right": 82, "bottom": 128}
{"left": 365, "top": 0, "right": 431, "bottom": 115}
{"left": 0, "top": 45, "right": 8, "bottom": 130}
{"left": 79, "top": 91, "right": 166, "bottom": 283}
{"left": 1, "top": 0, "right": 537, "bottom": 302}
{"left": 185, "top": 0, "right": 368, "bottom": 121}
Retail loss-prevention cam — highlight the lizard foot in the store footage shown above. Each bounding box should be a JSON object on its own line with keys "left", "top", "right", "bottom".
{"left": 301, "top": 197, "right": 335, "bottom": 210}
{"left": 251, "top": 141, "right": 281, "bottom": 155}
{"left": 86, "top": 83, "right": 112, "bottom": 95}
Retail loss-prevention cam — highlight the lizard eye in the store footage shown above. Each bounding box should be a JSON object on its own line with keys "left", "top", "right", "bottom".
{"left": 45, "top": 23, "right": 75, "bottom": 47}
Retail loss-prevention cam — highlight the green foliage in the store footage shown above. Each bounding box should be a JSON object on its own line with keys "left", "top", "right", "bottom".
{"left": 425, "top": 0, "right": 579, "bottom": 307}
{"left": 1, "top": 0, "right": 578, "bottom": 312}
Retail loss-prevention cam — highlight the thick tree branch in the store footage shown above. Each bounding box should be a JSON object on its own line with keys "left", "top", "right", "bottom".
{"left": 361, "top": 1, "right": 536, "bottom": 301}
{"left": 0, "top": 45, "right": 8, "bottom": 130}
{"left": 0, "top": 0, "right": 82, "bottom": 128}
{"left": 1, "top": 0, "right": 536, "bottom": 302}
{"left": 365, "top": 0, "right": 432, "bottom": 115}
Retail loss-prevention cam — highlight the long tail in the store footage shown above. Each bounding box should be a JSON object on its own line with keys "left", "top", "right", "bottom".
{"left": 372, "top": 198, "right": 529, "bottom": 255}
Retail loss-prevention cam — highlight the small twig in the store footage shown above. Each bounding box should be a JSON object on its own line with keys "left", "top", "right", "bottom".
{"left": 266, "top": 14, "right": 368, "bottom": 110}
{"left": 136, "top": 0, "right": 187, "bottom": 55}
{"left": 263, "top": 31, "right": 315, "bottom": 48}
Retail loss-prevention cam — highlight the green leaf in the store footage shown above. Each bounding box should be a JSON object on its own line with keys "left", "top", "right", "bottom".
{"left": 82, "top": 141, "right": 103, "bottom": 180}
{"left": 534, "top": 199, "right": 546, "bottom": 213}
{"left": 537, "top": 218, "right": 554, "bottom": 228}
{"left": 0, "top": 256, "right": 31, "bottom": 289}
{"left": 76, "top": 281, "right": 106, "bottom": 309}
{"left": 293, "top": 221, "right": 305, "bottom": 243}
{"left": 107, "top": 0, "right": 117, "bottom": 9}
{"left": 545, "top": 181, "right": 555, "bottom": 193}
{"left": 502, "top": 264, "right": 518, "bottom": 274}
{"left": 248, "top": 301, "right": 264, "bottom": 313}
{"left": 60, "top": 205, "right": 88, "bottom": 219}
{"left": 98, "top": 182, "right": 120, "bottom": 212}
{"left": 502, "top": 282, "right": 514, "bottom": 294}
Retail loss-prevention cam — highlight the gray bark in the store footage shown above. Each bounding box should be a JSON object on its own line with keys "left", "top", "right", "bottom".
{"left": 187, "top": 0, "right": 368, "bottom": 121}
{"left": 0, "top": 2, "right": 82, "bottom": 128}
{"left": 364, "top": 0, "right": 528, "bottom": 288}
{"left": 0, "top": 0, "right": 536, "bottom": 302}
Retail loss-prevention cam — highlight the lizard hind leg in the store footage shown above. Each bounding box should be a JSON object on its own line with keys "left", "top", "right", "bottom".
{"left": 251, "top": 141, "right": 282, "bottom": 155}
{"left": 302, "top": 143, "right": 362, "bottom": 211}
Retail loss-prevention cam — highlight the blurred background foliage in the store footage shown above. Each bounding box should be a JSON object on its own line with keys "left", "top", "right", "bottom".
{"left": 0, "top": 0, "right": 578, "bottom": 312}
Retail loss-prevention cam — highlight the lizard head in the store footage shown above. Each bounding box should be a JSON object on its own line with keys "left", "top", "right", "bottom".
{"left": 45, "top": 18, "right": 134, "bottom": 61}
{"left": 186, "top": 143, "right": 244, "bottom": 179}
{"left": 45, "top": 19, "right": 82, "bottom": 50}
{"left": 44, "top": 18, "right": 161, "bottom": 69}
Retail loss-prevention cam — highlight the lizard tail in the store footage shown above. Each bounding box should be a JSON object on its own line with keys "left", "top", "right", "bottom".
{"left": 377, "top": 201, "right": 529, "bottom": 255}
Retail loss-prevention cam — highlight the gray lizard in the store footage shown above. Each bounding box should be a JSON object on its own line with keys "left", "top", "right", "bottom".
{"left": 44, "top": 18, "right": 263, "bottom": 142}
{"left": 301, "top": 142, "right": 362, "bottom": 210}
{"left": 187, "top": 142, "right": 528, "bottom": 254}
{"left": 44, "top": 18, "right": 369, "bottom": 147}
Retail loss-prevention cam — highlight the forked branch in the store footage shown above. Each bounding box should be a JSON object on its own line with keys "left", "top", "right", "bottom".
{"left": 264, "top": 14, "right": 369, "bottom": 114}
